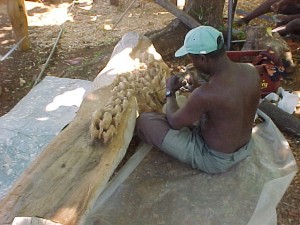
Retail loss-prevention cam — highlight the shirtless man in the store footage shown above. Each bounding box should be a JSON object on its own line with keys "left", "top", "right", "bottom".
{"left": 136, "top": 26, "right": 261, "bottom": 173}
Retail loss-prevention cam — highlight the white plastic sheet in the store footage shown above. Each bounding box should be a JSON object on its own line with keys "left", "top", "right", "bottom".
{"left": 0, "top": 76, "right": 92, "bottom": 200}
{"left": 0, "top": 72, "right": 297, "bottom": 225}
{"left": 87, "top": 110, "right": 298, "bottom": 225}
{"left": 265, "top": 87, "right": 299, "bottom": 114}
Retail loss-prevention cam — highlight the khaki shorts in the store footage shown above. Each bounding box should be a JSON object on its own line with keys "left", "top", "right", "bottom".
{"left": 161, "top": 126, "right": 253, "bottom": 173}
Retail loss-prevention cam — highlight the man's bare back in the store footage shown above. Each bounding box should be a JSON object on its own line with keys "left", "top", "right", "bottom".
{"left": 198, "top": 63, "right": 261, "bottom": 153}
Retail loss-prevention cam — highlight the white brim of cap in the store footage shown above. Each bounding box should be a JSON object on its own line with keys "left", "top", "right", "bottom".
{"left": 175, "top": 46, "right": 188, "bottom": 57}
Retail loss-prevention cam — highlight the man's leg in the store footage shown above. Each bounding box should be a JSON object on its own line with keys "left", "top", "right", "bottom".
{"left": 136, "top": 112, "right": 170, "bottom": 148}
{"left": 136, "top": 113, "right": 251, "bottom": 173}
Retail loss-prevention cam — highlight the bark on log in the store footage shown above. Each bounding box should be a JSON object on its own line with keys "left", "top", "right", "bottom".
{"left": 147, "top": 19, "right": 190, "bottom": 59}
{"left": 0, "top": 33, "right": 170, "bottom": 225}
{"left": 259, "top": 99, "right": 300, "bottom": 137}
{"left": 7, "top": 0, "right": 30, "bottom": 50}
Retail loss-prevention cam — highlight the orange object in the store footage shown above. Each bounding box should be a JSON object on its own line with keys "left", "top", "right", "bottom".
{"left": 227, "top": 50, "right": 284, "bottom": 97}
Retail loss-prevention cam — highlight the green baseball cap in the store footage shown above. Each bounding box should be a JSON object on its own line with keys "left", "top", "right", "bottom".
{"left": 175, "top": 26, "right": 224, "bottom": 57}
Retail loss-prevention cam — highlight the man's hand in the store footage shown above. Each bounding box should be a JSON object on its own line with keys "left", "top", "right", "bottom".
{"left": 166, "top": 75, "right": 186, "bottom": 93}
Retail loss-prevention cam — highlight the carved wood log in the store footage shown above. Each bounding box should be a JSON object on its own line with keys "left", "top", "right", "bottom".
{"left": 7, "top": 0, "right": 30, "bottom": 50}
{"left": 0, "top": 85, "right": 138, "bottom": 225}
{"left": 0, "top": 33, "right": 170, "bottom": 225}
{"left": 259, "top": 99, "right": 300, "bottom": 137}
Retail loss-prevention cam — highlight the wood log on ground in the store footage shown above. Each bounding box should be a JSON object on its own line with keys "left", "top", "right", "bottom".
{"left": 259, "top": 99, "right": 300, "bottom": 137}
{"left": 7, "top": 0, "right": 30, "bottom": 50}
{"left": 0, "top": 33, "right": 170, "bottom": 225}
{"left": 242, "top": 26, "right": 295, "bottom": 69}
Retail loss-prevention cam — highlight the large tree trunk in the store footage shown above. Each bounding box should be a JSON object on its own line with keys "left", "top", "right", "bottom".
{"left": 185, "top": 0, "right": 225, "bottom": 27}
{"left": 147, "top": 0, "right": 225, "bottom": 59}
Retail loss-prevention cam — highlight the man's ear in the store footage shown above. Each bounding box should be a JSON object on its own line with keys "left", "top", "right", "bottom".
{"left": 199, "top": 55, "right": 207, "bottom": 63}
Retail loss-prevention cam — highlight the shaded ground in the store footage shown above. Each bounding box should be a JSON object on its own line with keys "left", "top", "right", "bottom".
{"left": 0, "top": 0, "right": 299, "bottom": 224}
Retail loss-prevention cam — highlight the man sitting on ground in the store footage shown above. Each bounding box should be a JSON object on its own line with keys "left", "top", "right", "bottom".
{"left": 136, "top": 26, "right": 261, "bottom": 173}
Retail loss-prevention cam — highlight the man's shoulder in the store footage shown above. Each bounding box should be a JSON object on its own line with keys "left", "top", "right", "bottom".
{"left": 191, "top": 83, "right": 220, "bottom": 103}
{"left": 193, "top": 82, "right": 213, "bottom": 94}
{"left": 239, "top": 62, "right": 259, "bottom": 75}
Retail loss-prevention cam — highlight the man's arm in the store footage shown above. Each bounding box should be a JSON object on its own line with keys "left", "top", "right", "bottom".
{"left": 166, "top": 94, "right": 179, "bottom": 115}
{"left": 165, "top": 86, "right": 209, "bottom": 130}
{"left": 165, "top": 75, "right": 184, "bottom": 117}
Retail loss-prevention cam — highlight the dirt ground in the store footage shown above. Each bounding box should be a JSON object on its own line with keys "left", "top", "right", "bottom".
{"left": 0, "top": 0, "right": 299, "bottom": 224}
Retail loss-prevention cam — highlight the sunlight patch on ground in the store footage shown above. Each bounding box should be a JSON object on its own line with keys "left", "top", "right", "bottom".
{"left": 1, "top": 39, "right": 9, "bottom": 45}
{"left": 26, "top": 1, "right": 71, "bottom": 26}
{"left": 45, "top": 87, "right": 86, "bottom": 112}
{"left": 77, "top": 0, "right": 93, "bottom": 11}
{"left": 1, "top": 26, "right": 12, "bottom": 31}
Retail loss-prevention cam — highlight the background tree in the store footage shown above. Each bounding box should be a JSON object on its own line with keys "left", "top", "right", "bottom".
{"left": 147, "top": 0, "right": 226, "bottom": 58}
